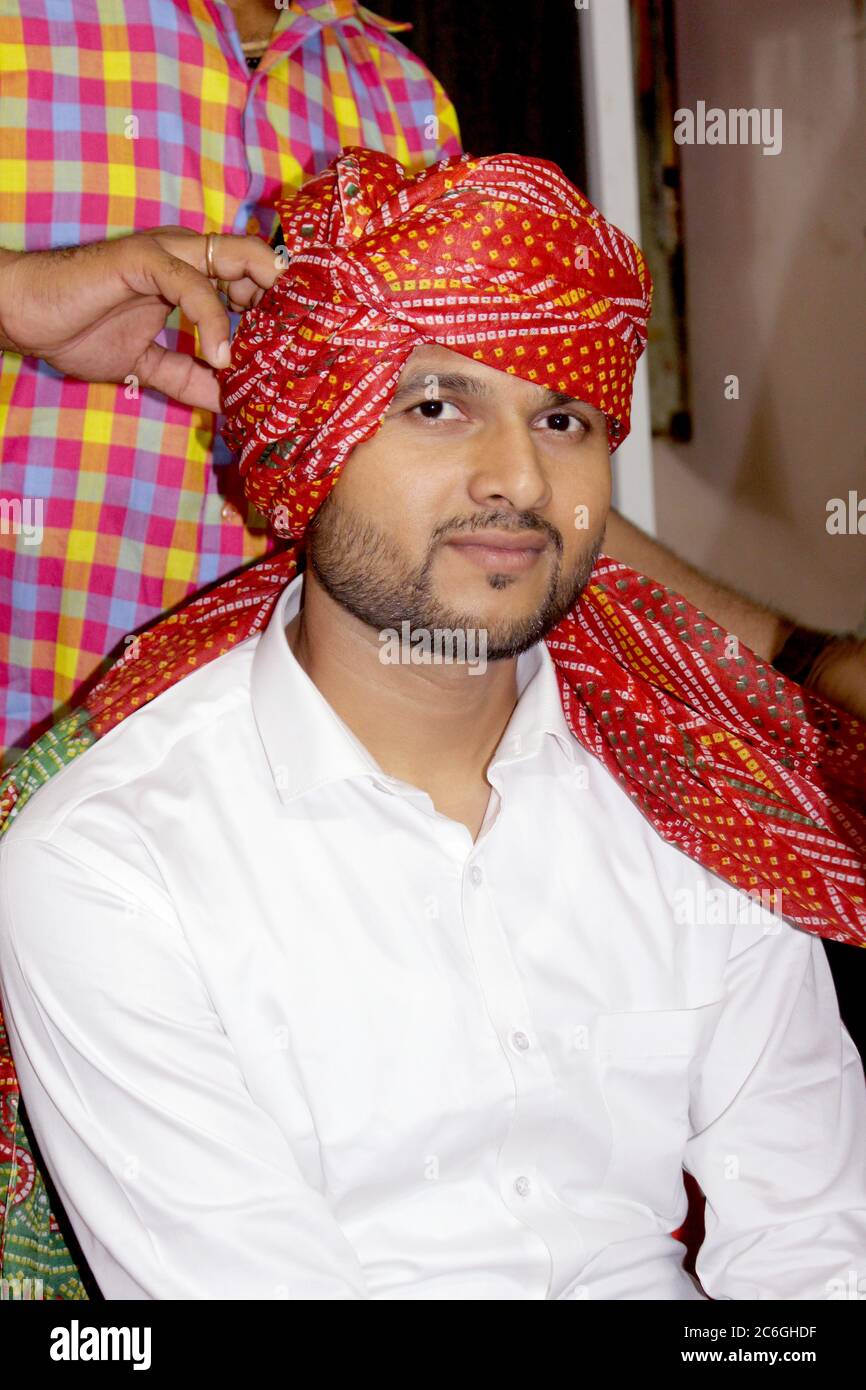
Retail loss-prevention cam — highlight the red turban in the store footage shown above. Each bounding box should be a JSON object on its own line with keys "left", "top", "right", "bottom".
{"left": 218, "top": 146, "right": 652, "bottom": 537}
{"left": 2, "top": 147, "right": 866, "bottom": 950}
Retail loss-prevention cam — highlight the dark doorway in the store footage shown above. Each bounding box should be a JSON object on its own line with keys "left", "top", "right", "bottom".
{"left": 373, "top": 0, "right": 587, "bottom": 186}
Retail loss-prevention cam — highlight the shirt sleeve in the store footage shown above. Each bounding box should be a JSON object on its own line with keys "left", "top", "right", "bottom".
{"left": 0, "top": 831, "right": 371, "bottom": 1300}
{"left": 685, "top": 912, "right": 866, "bottom": 1300}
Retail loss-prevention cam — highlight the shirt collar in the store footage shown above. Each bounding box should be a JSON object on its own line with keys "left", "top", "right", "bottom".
{"left": 488, "top": 633, "right": 580, "bottom": 772}
{"left": 250, "top": 573, "right": 578, "bottom": 805}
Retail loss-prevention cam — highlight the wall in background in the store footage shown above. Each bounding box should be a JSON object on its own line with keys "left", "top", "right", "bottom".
{"left": 655, "top": 0, "right": 866, "bottom": 632}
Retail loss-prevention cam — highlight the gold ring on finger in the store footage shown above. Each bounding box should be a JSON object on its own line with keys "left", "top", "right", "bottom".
{"left": 205, "top": 231, "right": 218, "bottom": 280}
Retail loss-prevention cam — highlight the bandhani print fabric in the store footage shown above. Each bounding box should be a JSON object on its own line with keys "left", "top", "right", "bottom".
{"left": 2, "top": 147, "right": 865, "bottom": 1299}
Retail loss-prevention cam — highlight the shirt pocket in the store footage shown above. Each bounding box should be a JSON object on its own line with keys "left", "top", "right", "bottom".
{"left": 592, "top": 1001, "right": 724, "bottom": 1215}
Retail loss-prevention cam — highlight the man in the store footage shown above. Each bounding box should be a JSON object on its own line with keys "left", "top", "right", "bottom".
{"left": 1, "top": 147, "right": 864, "bottom": 1301}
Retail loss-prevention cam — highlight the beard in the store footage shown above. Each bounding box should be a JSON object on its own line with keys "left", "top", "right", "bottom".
{"left": 306, "top": 494, "right": 604, "bottom": 661}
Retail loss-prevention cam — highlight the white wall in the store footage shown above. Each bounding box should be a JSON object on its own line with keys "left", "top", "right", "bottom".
{"left": 652, "top": 0, "right": 866, "bottom": 631}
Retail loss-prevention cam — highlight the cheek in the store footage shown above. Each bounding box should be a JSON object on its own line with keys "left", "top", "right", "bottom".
{"left": 552, "top": 449, "right": 611, "bottom": 548}
{"left": 330, "top": 429, "right": 450, "bottom": 544}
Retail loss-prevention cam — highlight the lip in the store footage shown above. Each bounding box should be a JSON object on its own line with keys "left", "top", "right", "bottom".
{"left": 444, "top": 532, "right": 548, "bottom": 574}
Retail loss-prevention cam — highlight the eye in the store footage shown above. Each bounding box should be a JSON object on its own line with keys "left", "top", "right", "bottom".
{"left": 407, "top": 398, "right": 466, "bottom": 422}
{"left": 535, "top": 411, "right": 589, "bottom": 435}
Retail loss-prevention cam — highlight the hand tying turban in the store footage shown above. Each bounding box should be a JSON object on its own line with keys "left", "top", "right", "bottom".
{"left": 3, "top": 147, "right": 866, "bottom": 951}
{"left": 218, "top": 146, "right": 652, "bottom": 538}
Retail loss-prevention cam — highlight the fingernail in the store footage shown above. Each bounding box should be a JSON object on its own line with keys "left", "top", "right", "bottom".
{"left": 214, "top": 340, "right": 231, "bottom": 369}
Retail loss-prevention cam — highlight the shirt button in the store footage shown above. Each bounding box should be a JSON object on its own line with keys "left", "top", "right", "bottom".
{"left": 510, "top": 1029, "right": 530, "bottom": 1052}
{"left": 514, "top": 1176, "right": 531, "bottom": 1197}
{"left": 469, "top": 865, "right": 483, "bottom": 887}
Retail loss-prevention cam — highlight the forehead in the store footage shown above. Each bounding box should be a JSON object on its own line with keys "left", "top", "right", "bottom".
{"left": 395, "top": 343, "right": 607, "bottom": 424}
{"left": 400, "top": 343, "right": 532, "bottom": 390}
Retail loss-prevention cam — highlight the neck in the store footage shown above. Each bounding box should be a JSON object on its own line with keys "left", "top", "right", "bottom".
{"left": 224, "top": 0, "right": 282, "bottom": 49}
{"left": 286, "top": 571, "right": 523, "bottom": 835}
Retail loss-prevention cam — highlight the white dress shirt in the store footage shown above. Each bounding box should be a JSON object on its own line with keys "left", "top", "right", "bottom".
{"left": 1, "top": 571, "right": 864, "bottom": 1301}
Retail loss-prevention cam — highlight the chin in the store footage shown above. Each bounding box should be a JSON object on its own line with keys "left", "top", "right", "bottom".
{"left": 437, "top": 576, "right": 548, "bottom": 626}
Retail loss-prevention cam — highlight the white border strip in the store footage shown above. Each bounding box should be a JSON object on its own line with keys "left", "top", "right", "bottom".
{"left": 578, "top": 0, "right": 656, "bottom": 535}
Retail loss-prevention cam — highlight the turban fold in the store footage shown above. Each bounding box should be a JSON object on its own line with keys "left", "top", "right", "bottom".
{"left": 218, "top": 146, "right": 653, "bottom": 537}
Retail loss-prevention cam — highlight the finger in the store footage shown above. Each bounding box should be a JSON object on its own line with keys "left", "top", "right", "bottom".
{"left": 130, "top": 249, "right": 232, "bottom": 369}
{"left": 221, "top": 274, "right": 263, "bottom": 311}
{"left": 135, "top": 341, "right": 222, "bottom": 413}
{"left": 210, "top": 232, "right": 285, "bottom": 290}
{"left": 158, "top": 230, "right": 283, "bottom": 293}
{"left": 138, "top": 224, "right": 192, "bottom": 239}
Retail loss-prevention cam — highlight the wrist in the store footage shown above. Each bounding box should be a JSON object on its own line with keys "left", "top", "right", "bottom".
{"left": 771, "top": 624, "right": 836, "bottom": 684}
{"left": 807, "top": 633, "right": 864, "bottom": 701}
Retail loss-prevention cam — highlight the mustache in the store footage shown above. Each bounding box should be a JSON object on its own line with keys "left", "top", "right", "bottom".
{"left": 431, "top": 510, "right": 564, "bottom": 555}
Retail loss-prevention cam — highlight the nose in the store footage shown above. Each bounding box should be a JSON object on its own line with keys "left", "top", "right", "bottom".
{"left": 464, "top": 413, "right": 552, "bottom": 515}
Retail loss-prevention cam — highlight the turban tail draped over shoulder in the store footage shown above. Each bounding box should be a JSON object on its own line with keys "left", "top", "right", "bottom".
{"left": 1, "top": 142, "right": 866, "bottom": 1299}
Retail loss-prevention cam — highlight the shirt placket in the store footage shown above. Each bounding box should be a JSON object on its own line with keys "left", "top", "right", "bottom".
{"left": 459, "top": 769, "right": 589, "bottom": 1299}
{"left": 232, "top": 5, "right": 312, "bottom": 244}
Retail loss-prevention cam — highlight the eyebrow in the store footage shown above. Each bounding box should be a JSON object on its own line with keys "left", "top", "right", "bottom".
{"left": 388, "top": 369, "right": 592, "bottom": 416}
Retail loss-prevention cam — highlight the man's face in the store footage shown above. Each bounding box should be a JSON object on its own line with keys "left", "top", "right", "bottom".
{"left": 307, "top": 344, "right": 612, "bottom": 659}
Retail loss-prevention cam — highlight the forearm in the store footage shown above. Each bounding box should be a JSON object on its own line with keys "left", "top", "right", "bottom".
{"left": 604, "top": 508, "right": 794, "bottom": 662}
{"left": 0, "top": 247, "right": 23, "bottom": 351}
